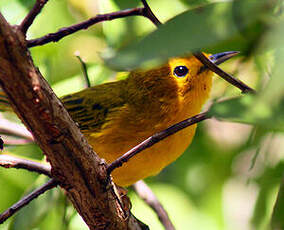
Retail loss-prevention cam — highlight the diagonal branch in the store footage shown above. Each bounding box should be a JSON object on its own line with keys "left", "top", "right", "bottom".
{"left": 27, "top": 7, "right": 145, "bottom": 48}
{"left": 0, "top": 179, "right": 58, "bottom": 224}
{"left": 0, "top": 12, "right": 144, "bottom": 230}
{"left": 0, "top": 154, "right": 55, "bottom": 225}
{"left": 27, "top": 0, "right": 163, "bottom": 48}
{"left": 107, "top": 112, "right": 209, "bottom": 174}
{"left": 133, "top": 181, "right": 175, "bottom": 230}
{"left": 194, "top": 52, "right": 256, "bottom": 94}
{"left": 0, "top": 154, "right": 51, "bottom": 176}
{"left": 20, "top": 0, "right": 49, "bottom": 34}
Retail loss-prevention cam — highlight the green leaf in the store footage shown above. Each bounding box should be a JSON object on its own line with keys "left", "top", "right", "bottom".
{"left": 104, "top": 0, "right": 274, "bottom": 70}
{"left": 251, "top": 163, "right": 284, "bottom": 229}
{"left": 208, "top": 95, "right": 284, "bottom": 132}
{"left": 271, "top": 179, "right": 284, "bottom": 230}
{"left": 17, "top": 0, "right": 35, "bottom": 9}
{"left": 208, "top": 15, "right": 284, "bottom": 131}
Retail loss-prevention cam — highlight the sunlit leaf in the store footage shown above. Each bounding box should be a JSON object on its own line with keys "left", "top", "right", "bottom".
{"left": 208, "top": 96, "right": 284, "bottom": 132}
{"left": 104, "top": 0, "right": 275, "bottom": 70}
{"left": 271, "top": 180, "right": 284, "bottom": 230}
{"left": 209, "top": 16, "right": 284, "bottom": 131}
{"left": 251, "top": 163, "right": 284, "bottom": 229}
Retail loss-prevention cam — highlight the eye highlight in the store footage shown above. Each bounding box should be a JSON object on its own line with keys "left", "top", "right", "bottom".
{"left": 173, "top": 66, "right": 189, "bottom": 78}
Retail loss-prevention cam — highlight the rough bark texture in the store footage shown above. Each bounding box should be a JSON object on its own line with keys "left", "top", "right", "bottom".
{"left": 0, "top": 13, "right": 142, "bottom": 230}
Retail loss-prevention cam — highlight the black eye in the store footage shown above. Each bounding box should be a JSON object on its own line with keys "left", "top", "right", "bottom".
{"left": 173, "top": 66, "right": 189, "bottom": 77}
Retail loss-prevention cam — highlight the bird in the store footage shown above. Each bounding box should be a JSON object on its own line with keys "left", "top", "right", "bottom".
{"left": 0, "top": 51, "right": 237, "bottom": 186}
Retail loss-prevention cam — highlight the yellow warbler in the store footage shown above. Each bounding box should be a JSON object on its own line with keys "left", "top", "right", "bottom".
{"left": 0, "top": 52, "right": 237, "bottom": 186}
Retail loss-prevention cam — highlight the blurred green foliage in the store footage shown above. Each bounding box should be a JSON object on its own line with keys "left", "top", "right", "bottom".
{"left": 0, "top": 0, "right": 283, "bottom": 230}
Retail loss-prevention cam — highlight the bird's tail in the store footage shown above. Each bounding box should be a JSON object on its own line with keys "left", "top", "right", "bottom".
{"left": 0, "top": 89, "right": 12, "bottom": 112}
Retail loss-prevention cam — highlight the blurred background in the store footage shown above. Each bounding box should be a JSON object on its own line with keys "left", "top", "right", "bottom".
{"left": 0, "top": 0, "right": 283, "bottom": 229}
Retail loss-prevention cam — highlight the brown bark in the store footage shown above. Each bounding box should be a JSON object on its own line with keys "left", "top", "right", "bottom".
{"left": 0, "top": 13, "right": 143, "bottom": 230}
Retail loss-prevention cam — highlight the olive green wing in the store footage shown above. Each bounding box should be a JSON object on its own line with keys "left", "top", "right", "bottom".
{"left": 61, "top": 81, "right": 127, "bottom": 134}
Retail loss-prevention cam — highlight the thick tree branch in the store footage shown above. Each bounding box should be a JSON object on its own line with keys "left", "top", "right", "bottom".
{"left": 20, "top": 0, "right": 49, "bottom": 34}
{"left": 0, "top": 154, "right": 51, "bottom": 176}
{"left": 194, "top": 52, "right": 256, "bottom": 94}
{"left": 0, "top": 179, "right": 58, "bottom": 224}
{"left": 133, "top": 181, "right": 175, "bottom": 230}
{"left": 0, "top": 13, "right": 144, "bottom": 230}
{"left": 107, "top": 112, "right": 209, "bottom": 174}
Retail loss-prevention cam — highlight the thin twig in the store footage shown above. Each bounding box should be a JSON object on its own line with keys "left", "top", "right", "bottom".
{"left": 0, "top": 114, "right": 34, "bottom": 141}
{"left": 20, "top": 0, "right": 49, "bottom": 34}
{"left": 0, "top": 179, "right": 57, "bottom": 224}
{"left": 0, "top": 154, "right": 51, "bottom": 177}
{"left": 2, "top": 138, "right": 33, "bottom": 145}
{"left": 133, "top": 181, "right": 175, "bottom": 230}
{"left": 194, "top": 52, "right": 256, "bottom": 94}
{"left": 107, "top": 112, "right": 209, "bottom": 174}
{"left": 75, "top": 52, "right": 91, "bottom": 88}
{"left": 141, "top": 0, "right": 162, "bottom": 26}
{"left": 26, "top": 0, "right": 165, "bottom": 48}
{"left": 27, "top": 7, "right": 145, "bottom": 48}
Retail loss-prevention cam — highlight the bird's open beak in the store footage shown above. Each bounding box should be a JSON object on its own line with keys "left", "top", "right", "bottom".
{"left": 199, "top": 51, "right": 239, "bottom": 73}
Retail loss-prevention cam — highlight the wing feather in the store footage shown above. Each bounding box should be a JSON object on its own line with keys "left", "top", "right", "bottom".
{"left": 61, "top": 81, "right": 127, "bottom": 134}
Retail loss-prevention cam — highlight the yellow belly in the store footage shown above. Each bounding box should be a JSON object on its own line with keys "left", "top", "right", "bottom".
{"left": 86, "top": 122, "right": 197, "bottom": 186}
{"left": 112, "top": 124, "right": 196, "bottom": 186}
